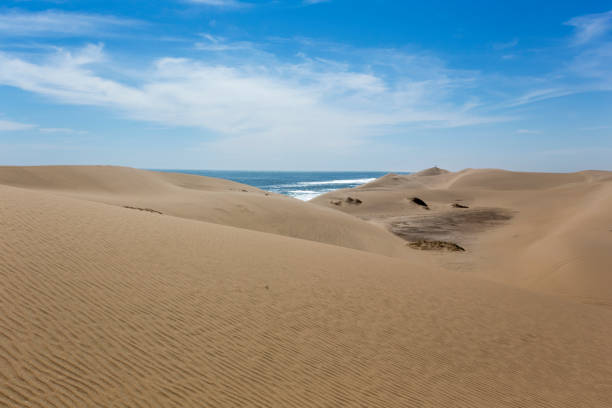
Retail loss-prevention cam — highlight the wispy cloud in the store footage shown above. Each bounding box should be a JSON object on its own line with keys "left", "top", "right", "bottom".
{"left": 1, "top": 8, "right": 610, "bottom": 162}
{"left": 0, "top": 116, "right": 86, "bottom": 134}
{"left": 504, "top": 88, "right": 574, "bottom": 108}
{"left": 491, "top": 10, "right": 612, "bottom": 111}
{"left": 566, "top": 10, "right": 612, "bottom": 45}
{"left": 0, "top": 9, "right": 140, "bottom": 37}
{"left": 39, "top": 127, "right": 88, "bottom": 134}
{"left": 0, "top": 118, "right": 35, "bottom": 131}
{"left": 194, "top": 34, "right": 255, "bottom": 51}
{"left": 567, "top": 41, "right": 612, "bottom": 86}
{"left": 0, "top": 43, "right": 501, "bottom": 159}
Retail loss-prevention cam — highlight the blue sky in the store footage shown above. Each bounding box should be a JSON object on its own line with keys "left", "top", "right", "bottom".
{"left": 0, "top": 0, "right": 611, "bottom": 171}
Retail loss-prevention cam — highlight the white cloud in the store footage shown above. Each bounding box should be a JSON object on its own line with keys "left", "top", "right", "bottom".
{"left": 499, "top": 10, "right": 612, "bottom": 108}
{"left": 568, "top": 42, "right": 612, "bottom": 86}
{"left": 566, "top": 10, "right": 612, "bottom": 45}
{"left": 0, "top": 43, "right": 499, "bottom": 158}
{"left": 0, "top": 119, "right": 35, "bottom": 131}
{"left": 505, "top": 88, "right": 575, "bottom": 108}
{"left": 0, "top": 10, "right": 140, "bottom": 37}
{"left": 0, "top": 117, "right": 86, "bottom": 134}
{"left": 195, "top": 34, "right": 255, "bottom": 51}
{"left": 39, "top": 127, "right": 88, "bottom": 134}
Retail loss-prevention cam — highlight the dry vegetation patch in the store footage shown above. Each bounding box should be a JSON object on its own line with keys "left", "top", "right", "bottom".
{"left": 391, "top": 207, "right": 513, "bottom": 250}
{"left": 407, "top": 240, "right": 465, "bottom": 251}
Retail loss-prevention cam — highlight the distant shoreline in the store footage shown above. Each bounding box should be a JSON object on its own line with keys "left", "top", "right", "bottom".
{"left": 153, "top": 169, "right": 411, "bottom": 201}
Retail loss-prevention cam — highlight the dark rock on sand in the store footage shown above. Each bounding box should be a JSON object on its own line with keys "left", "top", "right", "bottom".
{"left": 452, "top": 203, "right": 469, "bottom": 208}
{"left": 411, "top": 197, "right": 429, "bottom": 209}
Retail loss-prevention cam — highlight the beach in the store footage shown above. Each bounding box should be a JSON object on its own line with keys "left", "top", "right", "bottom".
{"left": 1, "top": 165, "right": 612, "bottom": 407}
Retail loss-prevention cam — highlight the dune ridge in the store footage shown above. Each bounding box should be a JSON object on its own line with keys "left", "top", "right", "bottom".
{"left": 2, "top": 166, "right": 612, "bottom": 407}
{"left": 0, "top": 166, "right": 409, "bottom": 258}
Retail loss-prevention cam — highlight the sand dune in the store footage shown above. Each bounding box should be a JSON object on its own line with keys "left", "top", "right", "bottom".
{"left": 2, "top": 166, "right": 612, "bottom": 407}
{"left": 314, "top": 167, "right": 612, "bottom": 304}
{"left": 0, "top": 166, "right": 408, "bottom": 258}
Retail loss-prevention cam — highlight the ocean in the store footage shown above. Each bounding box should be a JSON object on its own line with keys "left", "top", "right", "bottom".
{"left": 157, "top": 170, "right": 400, "bottom": 201}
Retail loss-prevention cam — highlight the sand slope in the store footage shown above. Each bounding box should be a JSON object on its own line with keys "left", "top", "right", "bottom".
{"left": 313, "top": 168, "right": 612, "bottom": 304}
{"left": 2, "top": 182, "right": 612, "bottom": 407}
{"left": 0, "top": 166, "right": 408, "bottom": 258}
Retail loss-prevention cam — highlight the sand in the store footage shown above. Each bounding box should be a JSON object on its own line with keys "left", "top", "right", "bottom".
{"left": 314, "top": 167, "right": 612, "bottom": 305}
{"left": 1, "top": 166, "right": 612, "bottom": 407}
{"left": 0, "top": 166, "right": 408, "bottom": 258}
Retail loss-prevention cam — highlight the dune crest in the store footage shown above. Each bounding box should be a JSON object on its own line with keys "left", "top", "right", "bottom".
{"left": 414, "top": 166, "right": 450, "bottom": 176}
{"left": 0, "top": 166, "right": 408, "bottom": 258}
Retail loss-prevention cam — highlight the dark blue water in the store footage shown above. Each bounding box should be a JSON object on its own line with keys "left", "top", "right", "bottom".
{"left": 156, "top": 170, "right": 400, "bottom": 200}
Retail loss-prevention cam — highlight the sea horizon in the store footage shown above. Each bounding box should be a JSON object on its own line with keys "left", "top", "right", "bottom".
{"left": 155, "top": 169, "right": 410, "bottom": 201}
